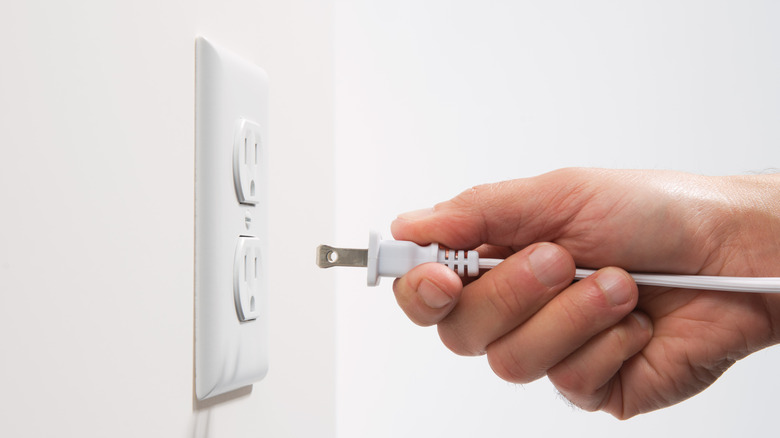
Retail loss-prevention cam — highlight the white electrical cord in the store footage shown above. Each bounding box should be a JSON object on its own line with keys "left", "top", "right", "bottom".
{"left": 476, "top": 258, "right": 780, "bottom": 293}
{"left": 317, "top": 232, "right": 780, "bottom": 293}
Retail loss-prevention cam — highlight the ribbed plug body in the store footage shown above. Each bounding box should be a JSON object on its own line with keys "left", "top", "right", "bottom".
{"left": 367, "top": 231, "right": 479, "bottom": 286}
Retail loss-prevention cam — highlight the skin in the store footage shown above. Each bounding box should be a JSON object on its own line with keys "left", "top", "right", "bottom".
{"left": 391, "top": 168, "right": 780, "bottom": 419}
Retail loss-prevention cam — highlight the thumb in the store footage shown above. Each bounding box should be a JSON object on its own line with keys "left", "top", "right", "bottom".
{"left": 391, "top": 170, "right": 591, "bottom": 249}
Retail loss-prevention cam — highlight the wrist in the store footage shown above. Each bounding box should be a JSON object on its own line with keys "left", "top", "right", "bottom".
{"left": 720, "top": 174, "right": 780, "bottom": 276}
{"left": 720, "top": 174, "right": 780, "bottom": 345}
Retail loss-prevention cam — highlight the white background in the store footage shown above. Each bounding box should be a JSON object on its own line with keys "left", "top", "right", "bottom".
{"left": 334, "top": 1, "right": 780, "bottom": 437}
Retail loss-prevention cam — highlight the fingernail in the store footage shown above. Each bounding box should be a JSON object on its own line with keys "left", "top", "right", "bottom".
{"left": 397, "top": 208, "right": 434, "bottom": 221}
{"left": 595, "top": 269, "right": 633, "bottom": 306}
{"left": 630, "top": 312, "right": 652, "bottom": 331}
{"left": 528, "top": 244, "right": 569, "bottom": 287}
{"left": 418, "top": 279, "right": 452, "bottom": 309}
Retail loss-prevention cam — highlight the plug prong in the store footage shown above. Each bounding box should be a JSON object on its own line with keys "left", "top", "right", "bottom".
{"left": 316, "top": 245, "right": 368, "bottom": 269}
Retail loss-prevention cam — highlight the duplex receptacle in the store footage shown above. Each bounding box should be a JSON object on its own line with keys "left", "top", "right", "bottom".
{"left": 194, "top": 37, "right": 269, "bottom": 401}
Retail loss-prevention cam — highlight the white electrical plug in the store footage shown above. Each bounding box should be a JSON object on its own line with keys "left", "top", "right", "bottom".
{"left": 318, "top": 231, "right": 478, "bottom": 286}
{"left": 318, "top": 231, "right": 780, "bottom": 293}
{"left": 365, "top": 231, "right": 479, "bottom": 286}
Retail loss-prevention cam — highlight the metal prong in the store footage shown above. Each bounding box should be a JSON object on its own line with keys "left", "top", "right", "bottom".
{"left": 316, "top": 245, "right": 368, "bottom": 269}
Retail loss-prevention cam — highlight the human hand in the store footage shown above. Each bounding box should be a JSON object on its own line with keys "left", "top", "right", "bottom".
{"left": 391, "top": 168, "right": 780, "bottom": 419}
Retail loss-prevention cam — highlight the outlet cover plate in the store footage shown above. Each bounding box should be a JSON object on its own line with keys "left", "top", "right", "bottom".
{"left": 194, "top": 37, "right": 269, "bottom": 400}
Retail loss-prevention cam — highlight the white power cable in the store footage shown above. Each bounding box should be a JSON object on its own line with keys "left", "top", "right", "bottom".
{"left": 317, "top": 232, "right": 780, "bottom": 293}
{"left": 575, "top": 268, "right": 780, "bottom": 293}
{"left": 481, "top": 259, "right": 780, "bottom": 292}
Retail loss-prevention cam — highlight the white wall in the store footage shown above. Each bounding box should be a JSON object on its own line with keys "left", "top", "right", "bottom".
{"left": 334, "top": 1, "right": 780, "bottom": 437}
{"left": 0, "top": 1, "right": 335, "bottom": 437}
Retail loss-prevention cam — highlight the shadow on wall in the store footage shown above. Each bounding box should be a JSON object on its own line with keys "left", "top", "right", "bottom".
{"left": 190, "top": 385, "right": 252, "bottom": 438}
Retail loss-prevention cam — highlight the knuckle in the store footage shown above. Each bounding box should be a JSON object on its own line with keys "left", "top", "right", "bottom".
{"left": 546, "top": 167, "right": 580, "bottom": 179}
{"left": 483, "top": 263, "right": 558, "bottom": 323}
{"left": 485, "top": 273, "right": 530, "bottom": 321}
{"left": 548, "top": 370, "right": 606, "bottom": 413}
{"left": 548, "top": 166, "right": 598, "bottom": 180}
{"left": 448, "top": 182, "right": 505, "bottom": 218}
{"left": 437, "top": 323, "right": 482, "bottom": 356}
{"left": 445, "top": 185, "right": 482, "bottom": 213}
{"left": 548, "top": 363, "right": 591, "bottom": 400}
{"left": 558, "top": 279, "right": 618, "bottom": 330}
{"left": 486, "top": 343, "right": 537, "bottom": 384}
{"left": 555, "top": 291, "right": 593, "bottom": 331}
{"left": 541, "top": 167, "right": 588, "bottom": 188}
{"left": 453, "top": 185, "right": 479, "bottom": 204}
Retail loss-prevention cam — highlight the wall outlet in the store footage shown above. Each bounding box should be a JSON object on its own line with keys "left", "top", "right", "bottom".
{"left": 233, "top": 119, "right": 263, "bottom": 205}
{"left": 194, "top": 37, "right": 269, "bottom": 400}
{"left": 234, "top": 236, "right": 262, "bottom": 321}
